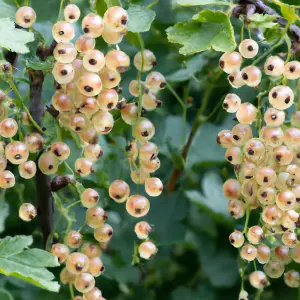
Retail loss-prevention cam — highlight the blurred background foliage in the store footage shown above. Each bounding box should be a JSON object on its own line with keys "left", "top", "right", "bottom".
{"left": 0, "top": 0, "right": 299, "bottom": 299}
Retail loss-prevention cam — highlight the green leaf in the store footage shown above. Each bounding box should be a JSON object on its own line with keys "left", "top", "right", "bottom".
{"left": 0, "top": 193, "right": 9, "bottom": 234}
{"left": 0, "top": 236, "right": 60, "bottom": 292}
{"left": 166, "top": 53, "right": 206, "bottom": 82}
{"left": 272, "top": 0, "right": 299, "bottom": 23}
{"left": 127, "top": 5, "right": 156, "bottom": 33}
{"left": 249, "top": 13, "right": 279, "bottom": 29}
{"left": 24, "top": 57, "right": 54, "bottom": 71}
{"left": 89, "top": 0, "right": 108, "bottom": 16}
{"left": 185, "top": 170, "right": 230, "bottom": 218}
{"left": 166, "top": 10, "right": 236, "bottom": 55}
{"left": 0, "top": 289, "right": 14, "bottom": 300}
{"left": 177, "top": 0, "right": 229, "bottom": 6}
{"left": 0, "top": 18, "right": 34, "bottom": 54}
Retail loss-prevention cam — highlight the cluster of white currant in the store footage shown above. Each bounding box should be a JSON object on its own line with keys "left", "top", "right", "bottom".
{"left": 217, "top": 39, "right": 300, "bottom": 299}
{"left": 0, "top": 4, "right": 166, "bottom": 299}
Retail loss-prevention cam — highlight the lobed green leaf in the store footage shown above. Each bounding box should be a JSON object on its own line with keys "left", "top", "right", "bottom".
{"left": 127, "top": 5, "right": 156, "bottom": 33}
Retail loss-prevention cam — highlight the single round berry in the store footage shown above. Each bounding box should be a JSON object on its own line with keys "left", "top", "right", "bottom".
{"left": 16, "top": 6, "right": 36, "bottom": 28}
{"left": 52, "top": 62, "right": 75, "bottom": 84}
{"left": 97, "top": 89, "right": 118, "bottom": 111}
{"left": 264, "top": 259, "right": 285, "bottom": 279}
{"left": 60, "top": 267, "right": 76, "bottom": 285}
{"left": 86, "top": 206, "right": 107, "bottom": 229}
{"left": 144, "top": 72, "right": 166, "bottom": 93}
{"left": 81, "top": 243, "right": 101, "bottom": 259}
{"left": 269, "top": 85, "right": 294, "bottom": 110}
{"left": 83, "top": 50, "right": 105, "bottom": 73}
{"left": 223, "top": 94, "right": 241, "bottom": 113}
{"left": 138, "top": 241, "right": 157, "bottom": 259}
{"left": 236, "top": 102, "right": 257, "bottom": 125}
{"left": 83, "top": 144, "right": 103, "bottom": 161}
{"left": 99, "top": 67, "right": 121, "bottom": 89}
{"left": 0, "top": 118, "right": 18, "bottom": 138}
{"left": 241, "top": 66, "right": 262, "bottom": 87}
{"left": 145, "top": 177, "right": 163, "bottom": 197}
{"left": 5, "top": 141, "right": 29, "bottom": 165}
{"left": 109, "top": 180, "right": 130, "bottom": 203}
{"left": 94, "top": 223, "right": 114, "bottom": 243}
{"left": 257, "top": 244, "right": 271, "bottom": 264}
{"left": 54, "top": 43, "right": 77, "bottom": 63}
{"left": 105, "top": 50, "right": 130, "bottom": 72}
{"left": 284, "top": 61, "right": 300, "bottom": 80}
{"left": 134, "top": 50, "right": 156, "bottom": 72}
{"left": 64, "top": 4, "right": 80, "bottom": 23}
{"left": 126, "top": 195, "right": 150, "bottom": 218}
{"left": 52, "top": 91, "right": 73, "bottom": 112}
{"left": 50, "top": 142, "right": 70, "bottom": 161}
{"left": 219, "top": 52, "right": 242, "bottom": 74}
{"left": 83, "top": 287, "right": 102, "bottom": 300}
{"left": 0, "top": 170, "right": 15, "bottom": 189}
{"left": 228, "top": 199, "right": 245, "bottom": 219}
{"left": 75, "top": 35, "right": 96, "bottom": 53}
{"left": 225, "top": 147, "right": 242, "bottom": 165}
{"left": 135, "top": 221, "right": 153, "bottom": 240}
{"left": 229, "top": 230, "right": 244, "bottom": 248}
{"left": 88, "top": 257, "right": 104, "bottom": 277}
{"left": 74, "top": 272, "right": 95, "bottom": 293}
{"left": 82, "top": 13, "right": 104, "bottom": 38}
{"left": 103, "top": 6, "right": 128, "bottom": 32}
{"left": 247, "top": 226, "right": 264, "bottom": 245}
{"left": 66, "top": 252, "right": 89, "bottom": 275}
{"left": 264, "top": 107, "right": 285, "bottom": 127}
{"left": 19, "top": 203, "right": 37, "bottom": 222}
{"left": 217, "top": 130, "right": 234, "bottom": 148}
{"left": 264, "top": 56, "right": 284, "bottom": 76}
{"left": 241, "top": 244, "right": 257, "bottom": 261}
{"left": 284, "top": 270, "right": 300, "bottom": 288}
{"left": 262, "top": 205, "right": 283, "bottom": 225}
{"left": 239, "top": 39, "right": 259, "bottom": 58}
{"left": 18, "top": 160, "right": 37, "bottom": 179}
{"left": 102, "top": 26, "right": 125, "bottom": 44}
{"left": 52, "top": 21, "right": 75, "bottom": 43}
{"left": 66, "top": 231, "right": 83, "bottom": 249}
{"left": 38, "top": 152, "right": 59, "bottom": 175}
{"left": 121, "top": 103, "right": 138, "bottom": 125}
{"left": 132, "top": 117, "right": 155, "bottom": 142}
{"left": 24, "top": 132, "right": 44, "bottom": 153}
{"left": 75, "top": 158, "right": 93, "bottom": 177}
{"left": 249, "top": 271, "right": 268, "bottom": 289}
{"left": 92, "top": 110, "right": 114, "bottom": 134}
{"left": 78, "top": 72, "right": 102, "bottom": 97}
{"left": 51, "top": 243, "right": 70, "bottom": 263}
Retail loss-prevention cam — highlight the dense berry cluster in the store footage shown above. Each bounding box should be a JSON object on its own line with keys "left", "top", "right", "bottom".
{"left": 0, "top": 4, "right": 165, "bottom": 299}
{"left": 218, "top": 39, "right": 300, "bottom": 297}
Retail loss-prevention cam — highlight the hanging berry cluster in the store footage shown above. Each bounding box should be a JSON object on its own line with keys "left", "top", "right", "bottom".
{"left": 218, "top": 38, "right": 300, "bottom": 298}
{"left": 0, "top": 3, "right": 166, "bottom": 300}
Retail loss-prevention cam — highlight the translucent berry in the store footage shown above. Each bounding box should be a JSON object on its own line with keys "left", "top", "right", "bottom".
{"left": 0, "top": 170, "right": 15, "bottom": 189}
{"left": 52, "top": 21, "right": 75, "bottom": 43}
{"left": 244, "top": 139, "right": 266, "bottom": 164}
{"left": 282, "top": 230, "right": 297, "bottom": 248}
{"left": 126, "top": 195, "right": 150, "bottom": 217}
{"left": 216, "top": 130, "right": 234, "bottom": 148}
{"left": 103, "top": 6, "right": 128, "bottom": 32}
{"left": 102, "top": 26, "right": 125, "bottom": 44}
{"left": 223, "top": 179, "right": 241, "bottom": 200}
{"left": 260, "top": 127, "right": 284, "bottom": 148}
{"left": 284, "top": 270, "right": 300, "bottom": 288}
{"left": 92, "top": 110, "right": 114, "bottom": 134}
{"left": 241, "top": 66, "right": 262, "bottom": 87}
{"left": 225, "top": 147, "right": 242, "bottom": 165}
{"left": 0, "top": 155, "right": 7, "bottom": 172}
{"left": 274, "top": 245, "right": 291, "bottom": 264}
{"left": 121, "top": 103, "right": 138, "bottom": 125}
{"left": 54, "top": 43, "right": 77, "bottom": 64}
{"left": 247, "top": 226, "right": 264, "bottom": 245}
{"left": 74, "top": 273, "right": 95, "bottom": 293}
{"left": 269, "top": 85, "right": 294, "bottom": 110}
{"left": 134, "top": 50, "right": 156, "bottom": 72}
{"left": 64, "top": 4, "right": 80, "bottom": 23}
{"left": 140, "top": 142, "right": 158, "bottom": 162}
{"left": 264, "top": 259, "right": 285, "bottom": 278}
{"left": 99, "top": 67, "right": 121, "bottom": 89}
{"left": 86, "top": 206, "right": 107, "bottom": 229}
{"left": 52, "top": 62, "right": 75, "bottom": 84}
{"left": 255, "top": 167, "right": 276, "bottom": 187}
{"left": 66, "top": 252, "right": 89, "bottom": 275}
{"left": 18, "top": 160, "right": 37, "bottom": 179}
{"left": 83, "top": 287, "right": 102, "bottom": 300}
{"left": 273, "top": 145, "right": 293, "bottom": 165}
{"left": 264, "top": 56, "right": 284, "bottom": 76}
{"left": 75, "top": 35, "right": 96, "bottom": 53}
{"left": 131, "top": 169, "right": 149, "bottom": 184}
{"left": 223, "top": 94, "right": 241, "bottom": 113}
{"left": 5, "top": 141, "right": 29, "bottom": 165}
{"left": 79, "top": 126, "right": 98, "bottom": 144}
{"left": 145, "top": 177, "right": 163, "bottom": 197}
{"left": 142, "top": 93, "right": 161, "bottom": 111}
{"left": 38, "top": 151, "right": 59, "bottom": 175}
{"left": 16, "top": 6, "right": 36, "bottom": 28}
{"left": 239, "top": 39, "right": 259, "bottom": 58}
{"left": 138, "top": 241, "right": 157, "bottom": 259}
{"left": 219, "top": 52, "right": 242, "bottom": 74}
{"left": 284, "top": 61, "right": 300, "bottom": 80}
{"left": 109, "top": 180, "right": 130, "bottom": 203}
{"left": 145, "top": 72, "right": 166, "bottom": 93}
{"left": 75, "top": 158, "right": 93, "bottom": 177}
{"left": 83, "top": 50, "right": 105, "bottom": 73}
{"left": 105, "top": 50, "right": 130, "bottom": 72}
{"left": 19, "top": 203, "right": 37, "bottom": 222}
{"left": 264, "top": 107, "right": 285, "bottom": 127}
{"left": 0, "top": 118, "right": 18, "bottom": 138}
{"left": 262, "top": 205, "right": 283, "bottom": 225}
{"left": 82, "top": 13, "right": 104, "bottom": 38}
{"left": 94, "top": 223, "right": 113, "bottom": 243}
{"left": 231, "top": 124, "right": 252, "bottom": 147}
{"left": 132, "top": 117, "right": 155, "bottom": 142}
{"left": 88, "top": 257, "right": 104, "bottom": 277}
{"left": 135, "top": 221, "right": 153, "bottom": 239}
{"left": 50, "top": 142, "right": 70, "bottom": 161}
{"left": 236, "top": 102, "right": 257, "bottom": 124}
{"left": 81, "top": 243, "right": 101, "bottom": 259}
{"left": 52, "top": 91, "right": 73, "bottom": 112}
{"left": 51, "top": 243, "right": 70, "bottom": 263}
{"left": 60, "top": 267, "right": 76, "bottom": 285}
{"left": 66, "top": 231, "right": 83, "bottom": 249}
{"left": 229, "top": 230, "right": 244, "bottom": 248}
{"left": 257, "top": 244, "right": 271, "bottom": 264}
{"left": 257, "top": 187, "right": 276, "bottom": 205}
{"left": 97, "top": 89, "right": 118, "bottom": 111}
{"left": 284, "top": 128, "right": 300, "bottom": 150}
{"left": 140, "top": 157, "right": 160, "bottom": 173}
{"left": 228, "top": 199, "right": 245, "bottom": 219}
{"left": 77, "top": 72, "right": 102, "bottom": 97}
{"left": 83, "top": 144, "right": 103, "bottom": 161}
{"left": 249, "top": 271, "right": 268, "bottom": 289}
{"left": 129, "top": 80, "right": 139, "bottom": 97}
{"left": 228, "top": 70, "right": 244, "bottom": 88}
{"left": 241, "top": 244, "right": 257, "bottom": 261}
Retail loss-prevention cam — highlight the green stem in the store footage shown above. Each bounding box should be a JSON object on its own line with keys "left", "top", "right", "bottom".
{"left": 136, "top": 33, "right": 144, "bottom": 119}
{"left": 182, "top": 83, "right": 190, "bottom": 145}
{"left": 254, "top": 289, "right": 263, "bottom": 300}
{"left": 147, "top": 0, "right": 159, "bottom": 9}
{"left": 243, "top": 201, "right": 250, "bottom": 234}
{"left": 65, "top": 200, "right": 81, "bottom": 211}
{"left": 69, "top": 284, "right": 75, "bottom": 300}
{"left": 7, "top": 79, "right": 45, "bottom": 134}
{"left": 58, "top": 0, "right": 65, "bottom": 20}
{"left": 166, "top": 82, "right": 186, "bottom": 108}
{"left": 13, "top": 0, "right": 20, "bottom": 8}
{"left": 253, "top": 260, "right": 257, "bottom": 271}
{"left": 240, "top": 19, "right": 244, "bottom": 43}
{"left": 64, "top": 161, "right": 75, "bottom": 176}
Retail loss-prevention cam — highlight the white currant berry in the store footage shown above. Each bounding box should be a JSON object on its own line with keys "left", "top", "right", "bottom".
{"left": 0, "top": 155, "right": 7, "bottom": 172}
{"left": 219, "top": 52, "right": 242, "bottom": 74}
{"left": 264, "top": 108, "right": 285, "bottom": 127}
{"left": 140, "top": 142, "right": 158, "bottom": 162}
{"left": 217, "top": 130, "right": 234, "bottom": 148}
{"left": 74, "top": 273, "right": 95, "bottom": 293}
{"left": 79, "top": 126, "right": 98, "bottom": 144}
{"left": 228, "top": 199, "right": 245, "bottom": 219}
{"left": 60, "top": 267, "right": 76, "bottom": 285}
{"left": 102, "top": 25, "right": 125, "bottom": 44}
{"left": 223, "top": 94, "right": 241, "bottom": 113}
{"left": 105, "top": 50, "right": 130, "bottom": 72}
{"left": 244, "top": 139, "right": 266, "bottom": 164}
{"left": 82, "top": 13, "right": 104, "bottom": 38}
{"left": 52, "top": 21, "right": 75, "bottom": 43}
{"left": 241, "top": 244, "right": 257, "bottom": 261}
{"left": 64, "top": 4, "right": 80, "bottom": 23}
{"left": 77, "top": 72, "right": 102, "bottom": 97}
{"left": 255, "top": 167, "right": 277, "bottom": 187}
{"left": 83, "top": 50, "right": 105, "bottom": 73}
{"left": 229, "top": 230, "right": 244, "bottom": 248}
{"left": 274, "top": 245, "right": 291, "bottom": 264}
{"left": 18, "top": 160, "right": 37, "bottom": 179}
{"left": 282, "top": 230, "right": 297, "bottom": 248}
{"left": 223, "top": 178, "right": 241, "bottom": 200}
{"left": 284, "top": 128, "right": 300, "bottom": 150}
{"left": 241, "top": 66, "right": 262, "bottom": 87}
{"left": 75, "top": 35, "right": 96, "bottom": 53}
{"left": 52, "top": 62, "right": 75, "bottom": 84}
{"left": 86, "top": 206, "right": 107, "bottom": 229}
{"left": 239, "top": 39, "right": 259, "bottom": 58}
{"left": 273, "top": 145, "right": 293, "bottom": 165}
{"left": 142, "top": 93, "right": 161, "bottom": 111}
{"left": 50, "top": 142, "right": 70, "bottom": 160}
{"left": 140, "top": 157, "right": 160, "bottom": 173}
{"left": 129, "top": 80, "right": 139, "bottom": 97}
{"left": 262, "top": 205, "right": 283, "bottom": 225}
{"left": 257, "top": 187, "right": 276, "bottom": 205}
{"left": 109, "top": 180, "right": 130, "bottom": 203}
{"left": 94, "top": 223, "right": 113, "bottom": 243}
{"left": 236, "top": 102, "right": 257, "bottom": 124}
{"left": 269, "top": 85, "right": 294, "bottom": 110}
{"left": 83, "top": 144, "right": 103, "bottom": 161}
{"left": 121, "top": 103, "right": 138, "bottom": 125}
{"left": 75, "top": 158, "right": 93, "bottom": 177}
{"left": 126, "top": 195, "right": 150, "bottom": 218}
{"left": 225, "top": 147, "right": 242, "bottom": 165}
{"left": 231, "top": 124, "right": 252, "bottom": 147}
{"left": 92, "top": 110, "right": 114, "bottom": 134}
{"left": 145, "top": 177, "right": 163, "bottom": 197}
{"left": 284, "top": 61, "right": 300, "bottom": 80}
{"left": 145, "top": 72, "right": 166, "bottom": 93}
{"left": 249, "top": 271, "right": 268, "bottom": 289}
{"left": 228, "top": 70, "right": 244, "bottom": 88}
{"left": 104, "top": 6, "right": 128, "bottom": 32}
{"left": 54, "top": 43, "right": 77, "bottom": 63}
{"left": 264, "top": 56, "right": 284, "bottom": 76}
{"left": 16, "top": 6, "right": 36, "bottom": 28}
{"left": 0, "top": 118, "right": 18, "bottom": 138}
{"left": 0, "top": 170, "right": 15, "bottom": 189}
{"left": 247, "top": 226, "right": 264, "bottom": 244}
{"left": 284, "top": 270, "right": 300, "bottom": 288}
{"left": 81, "top": 188, "right": 99, "bottom": 208}
{"left": 38, "top": 151, "right": 59, "bottom": 175}
{"left": 138, "top": 241, "right": 157, "bottom": 259}
{"left": 83, "top": 287, "right": 102, "bottom": 300}
{"left": 81, "top": 243, "right": 102, "bottom": 259}
{"left": 264, "top": 259, "right": 285, "bottom": 279}
{"left": 135, "top": 221, "right": 153, "bottom": 239}
{"left": 99, "top": 67, "right": 121, "bottom": 89}
{"left": 5, "top": 141, "right": 29, "bottom": 165}
{"left": 51, "top": 243, "right": 70, "bottom": 263}
{"left": 97, "top": 89, "right": 118, "bottom": 111}
{"left": 88, "top": 257, "right": 104, "bottom": 277}
{"left": 19, "top": 203, "right": 37, "bottom": 222}
{"left": 66, "top": 252, "right": 89, "bottom": 275}
{"left": 66, "top": 231, "right": 83, "bottom": 249}
{"left": 134, "top": 50, "right": 156, "bottom": 72}
{"left": 131, "top": 169, "right": 150, "bottom": 184}
{"left": 257, "top": 244, "right": 271, "bottom": 264}
{"left": 132, "top": 117, "right": 155, "bottom": 142}
{"left": 52, "top": 91, "right": 74, "bottom": 112}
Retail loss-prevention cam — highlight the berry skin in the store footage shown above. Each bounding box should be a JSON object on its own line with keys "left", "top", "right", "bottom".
{"left": 109, "top": 180, "right": 130, "bottom": 203}
{"left": 38, "top": 152, "right": 59, "bottom": 175}
{"left": 273, "top": 145, "right": 293, "bottom": 165}
{"left": 66, "top": 231, "right": 83, "bottom": 249}
{"left": 241, "top": 244, "right": 257, "bottom": 261}
{"left": 268, "top": 85, "right": 294, "bottom": 110}
{"left": 83, "top": 144, "right": 103, "bottom": 161}
{"left": 284, "top": 270, "right": 300, "bottom": 288}
{"left": 135, "top": 221, "right": 153, "bottom": 239}
{"left": 241, "top": 66, "right": 262, "bottom": 87}
{"left": 140, "top": 157, "right": 160, "bottom": 173}
{"left": 121, "top": 103, "right": 138, "bottom": 125}
{"left": 219, "top": 52, "right": 242, "bottom": 74}
{"left": 51, "top": 243, "right": 70, "bottom": 263}
{"left": 99, "top": 67, "right": 121, "bottom": 89}
{"left": 77, "top": 73, "right": 102, "bottom": 97}
{"left": 140, "top": 142, "right": 158, "bottom": 161}
{"left": 145, "top": 177, "right": 163, "bottom": 197}
{"left": 225, "top": 147, "right": 242, "bottom": 165}
{"left": 291, "top": 244, "right": 300, "bottom": 263}
{"left": 92, "top": 110, "right": 114, "bottom": 134}
{"left": 257, "top": 244, "right": 271, "bottom": 264}
{"left": 249, "top": 271, "right": 268, "bottom": 289}
{"left": 74, "top": 273, "right": 95, "bottom": 293}
{"left": 83, "top": 50, "right": 105, "bottom": 73}
{"left": 0, "top": 155, "right": 7, "bottom": 172}
{"left": 223, "top": 94, "right": 241, "bottom": 113}
{"left": 0, "top": 118, "right": 18, "bottom": 138}
{"left": 132, "top": 117, "right": 155, "bottom": 142}
{"left": 142, "top": 93, "right": 161, "bottom": 111}
{"left": 60, "top": 267, "right": 76, "bottom": 285}
{"left": 102, "top": 25, "right": 125, "bottom": 44}
{"left": 103, "top": 6, "right": 128, "bottom": 32}
{"left": 228, "top": 199, "right": 245, "bottom": 219}
{"left": 94, "top": 223, "right": 114, "bottom": 243}
{"left": 223, "top": 179, "right": 241, "bottom": 200}
{"left": 145, "top": 72, "right": 166, "bottom": 93}
{"left": 64, "top": 4, "right": 80, "bottom": 23}
{"left": 244, "top": 139, "right": 266, "bottom": 164}
{"left": 52, "top": 91, "right": 73, "bottom": 112}
{"left": 229, "top": 230, "right": 244, "bottom": 248}
{"left": 216, "top": 130, "right": 234, "bottom": 148}
{"left": 52, "top": 62, "right": 75, "bottom": 84}
{"left": 260, "top": 127, "right": 284, "bottom": 148}
{"left": 284, "top": 61, "right": 300, "bottom": 80}
{"left": 19, "top": 203, "right": 37, "bottom": 222}
{"left": 283, "top": 128, "right": 300, "bottom": 150}
{"left": 54, "top": 43, "right": 77, "bottom": 64}
{"left": 81, "top": 243, "right": 102, "bottom": 259}
{"left": 282, "top": 230, "right": 297, "bottom": 248}
{"left": 228, "top": 70, "right": 244, "bottom": 88}
{"left": 264, "top": 56, "right": 284, "bottom": 76}
{"left": 255, "top": 167, "right": 277, "bottom": 187}
{"left": 97, "top": 89, "right": 118, "bottom": 111}
{"left": 257, "top": 187, "right": 276, "bottom": 205}
{"left": 82, "top": 13, "right": 104, "bottom": 38}
{"left": 16, "top": 6, "right": 36, "bottom": 28}
{"left": 262, "top": 205, "right": 283, "bottom": 225}
{"left": 134, "top": 50, "right": 156, "bottom": 72}
{"left": 131, "top": 169, "right": 150, "bottom": 184}
{"left": 79, "top": 126, "right": 98, "bottom": 144}
{"left": 86, "top": 206, "right": 107, "bottom": 229}
{"left": 236, "top": 102, "right": 257, "bottom": 125}
{"left": 239, "top": 39, "right": 259, "bottom": 58}
{"left": 264, "top": 259, "right": 285, "bottom": 278}
{"left": 88, "top": 257, "right": 104, "bottom": 277}
{"left": 129, "top": 80, "right": 139, "bottom": 97}
{"left": 264, "top": 108, "right": 285, "bottom": 127}
{"left": 276, "top": 191, "right": 296, "bottom": 211}
{"left": 70, "top": 113, "right": 90, "bottom": 132}
{"left": 274, "top": 245, "right": 291, "bottom": 264}
{"left": 75, "top": 35, "right": 96, "bottom": 53}
{"left": 247, "top": 226, "right": 264, "bottom": 245}
{"left": 0, "top": 170, "right": 15, "bottom": 189}
{"left": 66, "top": 252, "right": 89, "bottom": 275}
{"left": 75, "top": 158, "right": 93, "bottom": 177}
{"left": 126, "top": 195, "right": 150, "bottom": 217}
{"left": 25, "top": 132, "right": 44, "bottom": 153}
{"left": 52, "top": 21, "right": 75, "bottom": 43}
{"left": 50, "top": 142, "right": 70, "bottom": 161}
{"left": 83, "top": 287, "right": 102, "bottom": 300}
{"left": 18, "top": 160, "right": 37, "bottom": 179}
{"left": 138, "top": 241, "right": 157, "bottom": 259}
{"left": 105, "top": 50, "right": 130, "bottom": 72}
{"left": 5, "top": 141, "right": 29, "bottom": 165}
{"left": 231, "top": 124, "right": 252, "bottom": 147}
